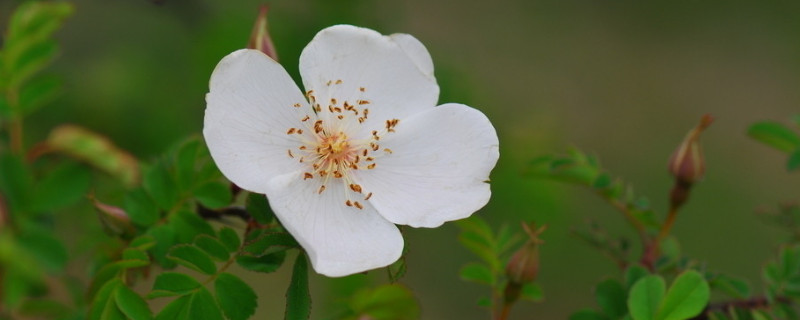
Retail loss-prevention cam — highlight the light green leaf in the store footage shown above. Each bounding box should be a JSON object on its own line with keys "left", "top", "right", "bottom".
{"left": 218, "top": 227, "right": 241, "bottom": 253}
{"left": 214, "top": 273, "right": 257, "bottom": 320}
{"left": 596, "top": 278, "right": 627, "bottom": 319}
{"left": 189, "top": 287, "right": 224, "bottom": 320}
{"left": 18, "top": 75, "right": 60, "bottom": 115}
{"left": 115, "top": 285, "right": 152, "bottom": 320}
{"left": 148, "top": 272, "right": 201, "bottom": 299}
{"left": 285, "top": 253, "right": 311, "bottom": 320}
{"left": 656, "top": 270, "right": 710, "bottom": 320}
{"left": 168, "top": 245, "right": 217, "bottom": 275}
{"left": 521, "top": 283, "right": 544, "bottom": 302}
{"left": 459, "top": 263, "right": 494, "bottom": 286}
{"left": 194, "top": 235, "right": 229, "bottom": 261}
{"left": 748, "top": 122, "right": 800, "bottom": 153}
{"left": 628, "top": 275, "right": 666, "bottom": 320}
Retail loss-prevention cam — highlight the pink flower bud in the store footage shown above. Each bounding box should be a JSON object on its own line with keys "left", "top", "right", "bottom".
{"left": 92, "top": 196, "right": 135, "bottom": 238}
{"left": 668, "top": 114, "right": 713, "bottom": 185}
{"left": 248, "top": 5, "right": 278, "bottom": 61}
{"left": 506, "top": 223, "right": 545, "bottom": 285}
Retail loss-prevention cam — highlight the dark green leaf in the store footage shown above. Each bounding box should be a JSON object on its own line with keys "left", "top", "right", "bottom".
{"left": 242, "top": 230, "right": 299, "bottom": 257}
{"left": 628, "top": 275, "right": 665, "bottom": 320}
{"left": 130, "top": 235, "right": 157, "bottom": 251}
{"left": 656, "top": 270, "right": 710, "bottom": 320}
{"left": 194, "top": 235, "right": 229, "bottom": 261}
{"left": 175, "top": 139, "right": 201, "bottom": 189}
{"left": 17, "top": 229, "right": 68, "bottom": 272}
{"left": 214, "top": 273, "right": 257, "bottom": 320}
{"left": 46, "top": 125, "right": 140, "bottom": 186}
{"left": 124, "top": 188, "right": 159, "bottom": 227}
{"left": 748, "top": 122, "right": 800, "bottom": 153}
{"left": 168, "top": 245, "right": 217, "bottom": 275}
{"left": 218, "top": 227, "right": 241, "bottom": 253}
{"left": 521, "top": 283, "right": 544, "bottom": 302}
{"left": 193, "top": 182, "right": 232, "bottom": 209}
{"left": 570, "top": 310, "right": 611, "bottom": 320}
{"left": 459, "top": 263, "right": 494, "bottom": 286}
{"left": 710, "top": 275, "right": 750, "bottom": 299}
{"left": 17, "top": 299, "right": 70, "bottom": 318}
{"left": 788, "top": 149, "right": 800, "bottom": 171}
{"left": 148, "top": 272, "right": 201, "bottom": 299}
{"left": 0, "top": 154, "right": 33, "bottom": 212}
{"left": 147, "top": 224, "right": 177, "bottom": 268}
{"left": 593, "top": 173, "right": 612, "bottom": 189}
{"left": 625, "top": 265, "right": 650, "bottom": 290}
{"left": 169, "top": 210, "right": 215, "bottom": 244}
{"left": 285, "top": 253, "right": 311, "bottom": 320}
{"left": 237, "top": 251, "right": 286, "bottom": 273}
{"left": 596, "top": 278, "right": 627, "bottom": 319}
{"left": 88, "top": 279, "right": 122, "bottom": 320}
{"left": 28, "top": 161, "right": 90, "bottom": 212}
{"left": 7, "top": 39, "right": 58, "bottom": 87}
{"left": 143, "top": 162, "right": 179, "bottom": 211}
{"left": 115, "top": 285, "right": 152, "bottom": 320}
{"left": 349, "top": 284, "right": 420, "bottom": 320}
{"left": 155, "top": 294, "right": 191, "bottom": 320}
{"left": 189, "top": 287, "right": 224, "bottom": 320}
{"left": 246, "top": 192, "right": 274, "bottom": 224}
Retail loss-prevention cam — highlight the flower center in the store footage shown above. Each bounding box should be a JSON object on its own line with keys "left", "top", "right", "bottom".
{"left": 283, "top": 81, "right": 399, "bottom": 209}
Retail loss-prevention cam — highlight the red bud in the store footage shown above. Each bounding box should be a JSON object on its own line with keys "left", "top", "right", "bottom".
{"left": 668, "top": 114, "right": 713, "bottom": 185}
{"left": 248, "top": 5, "right": 278, "bottom": 61}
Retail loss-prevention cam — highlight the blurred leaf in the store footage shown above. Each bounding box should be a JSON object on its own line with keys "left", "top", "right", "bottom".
{"left": 628, "top": 275, "right": 665, "bottom": 320}
{"left": 570, "top": 310, "right": 611, "bottom": 320}
{"left": 246, "top": 192, "right": 274, "bottom": 224}
{"left": 147, "top": 224, "right": 177, "bottom": 268}
{"left": 6, "top": 1, "right": 73, "bottom": 43}
{"left": 748, "top": 122, "right": 800, "bottom": 153}
{"left": 130, "top": 235, "right": 156, "bottom": 251}
{"left": 47, "top": 125, "right": 139, "bottom": 186}
{"left": 596, "top": 278, "right": 628, "bottom": 319}
{"left": 115, "top": 285, "right": 152, "bottom": 320}
{"left": 521, "top": 283, "right": 544, "bottom": 302}
{"left": 456, "top": 217, "right": 500, "bottom": 271}
{"left": 175, "top": 139, "right": 201, "bottom": 189}
{"left": 218, "top": 227, "right": 241, "bottom": 253}
{"left": 154, "top": 294, "right": 191, "bottom": 320}
{"left": 169, "top": 209, "right": 214, "bottom": 244}
{"left": 143, "top": 162, "right": 180, "bottom": 211}
{"left": 17, "top": 75, "right": 60, "bottom": 115}
{"left": 214, "top": 273, "right": 257, "bottom": 320}
{"left": 124, "top": 188, "right": 159, "bottom": 227}
{"left": 237, "top": 251, "right": 286, "bottom": 274}
{"left": 657, "top": 236, "right": 681, "bottom": 271}
{"left": 6, "top": 39, "right": 57, "bottom": 88}
{"left": 788, "top": 148, "right": 800, "bottom": 171}
{"left": 387, "top": 255, "right": 407, "bottom": 283}
{"left": 349, "top": 284, "right": 420, "bottom": 320}
{"left": 17, "top": 299, "right": 71, "bottom": 318}
{"left": 0, "top": 153, "right": 33, "bottom": 212}
{"left": 752, "top": 310, "right": 773, "bottom": 320}
{"left": 122, "top": 248, "right": 149, "bottom": 262}
{"left": 194, "top": 235, "right": 229, "bottom": 261}
{"left": 193, "top": 182, "right": 232, "bottom": 209}
{"left": 155, "top": 287, "right": 223, "bottom": 320}
{"left": 625, "top": 265, "right": 650, "bottom": 290}
{"left": 710, "top": 274, "right": 750, "bottom": 299}
{"left": 148, "top": 272, "right": 201, "bottom": 299}
{"left": 459, "top": 263, "right": 494, "bottom": 286}
{"left": 88, "top": 278, "right": 122, "bottom": 320}
{"left": 656, "top": 270, "right": 710, "bottom": 320}
{"left": 285, "top": 253, "right": 311, "bottom": 320}
{"left": 168, "top": 245, "right": 217, "bottom": 275}
{"left": 17, "top": 228, "right": 68, "bottom": 272}
{"left": 29, "top": 161, "right": 90, "bottom": 212}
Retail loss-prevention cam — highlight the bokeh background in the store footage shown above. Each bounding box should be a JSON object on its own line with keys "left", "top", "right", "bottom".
{"left": 2, "top": 0, "right": 800, "bottom": 318}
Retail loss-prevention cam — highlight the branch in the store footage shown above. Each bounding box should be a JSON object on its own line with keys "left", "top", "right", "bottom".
{"left": 690, "top": 296, "right": 792, "bottom": 320}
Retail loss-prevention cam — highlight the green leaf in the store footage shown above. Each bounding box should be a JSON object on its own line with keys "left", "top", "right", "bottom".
{"left": 237, "top": 251, "right": 286, "bottom": 273}
{"left": 246, "top": 192, "right": 274, "bottom": 224}
{"left": 748, "top": 122, "right": 800, "bottom": 153}
{"left": 596, "top": 278, "right": 628, "bottom": 319}
{"left": 167, "top": 245, "right": 217, "bottom": 275}
{"left": 459, "top": 263, "right": 494, "bottom": 286}
{"left": 656, "top": 270, "right": 710, "bottom": 320}
{"left": 570, "top": 310, "right": 612, "bottom": 320}
{"left": 124, "top": 188, "right": 159, "bottom": 227}
{"left": 17, "top": 229, "right": 68, "bottom": 271}
{"left": 285, "top": 253, "right": 311, "bottom": 320}
{"left": 130, "top": 235, "right": 157, "bottom": 251}
{"left": 175, "top": 139, "right": 201, "bottom": 189}
{"left": 0, "top": 154, "right": 33, "bottom": 212}
{"left": 214, "top": 273, "right": 257, "bottom": 320}
{"left": 193, "top": 182, "right": 232, "bottom": 209}
{"left": 169, "top": 210, "right": 215, "bottom": 244}
{"left": 625, "top": 265, "right": 650, "bottom": 290}
{"left": 194, "top": 235, "right": 229, "bottom": 261}
{"left": 18, "top": 75, "right": 60, "bottom": 115}
{"left": 788, "top": 148, "right": 800, "bottom": 171}
{"left": 242, "top": 230, "right": 299, "bottom": 257}
{"left": 218, "top": 227, "right": 241, "bottom": 253}
{"left": 115, "top": 285, "right": 152, "bottom": 320}
{"left": 88, "top": 278, "right": 122, "bottom": 320}
{"left": 143, "top": 162, "right": 180, "bottom": 211}
{"left": 28, "top": 161, "right": 90, "bottom": 212}
{"left": 148, "top": 272, "right": 201, "bottom": 299}
{"left": 122, "top": 248, "right": 149, "bottom": 262}
{"left": 521, "top": 283, "right": 544, "bottom": 302}
{"left": 349, "top": 284, "right": 420, "bottom": 320}
{"left": 147, "top": 224, "right": 177, "bottom": 268}
{"left": 628, "top": 275, "right": 666, "bottom": 320}
{"left": 710, "top": 274, "right": 750, "bottom": 299}
{"left": 46, "top": 125, "right": 140, "bottom": 186}
{"left": 6, "top": 39, "right": 58, "bottom": 88}
{"left": 155, "top": 294, "right": 192, "bottom": 320}
{"left": 155, "top": 288, "right": 223, "bottom": 320}
{"left": 17, "top": 299, "right": 70, "bottom": 318}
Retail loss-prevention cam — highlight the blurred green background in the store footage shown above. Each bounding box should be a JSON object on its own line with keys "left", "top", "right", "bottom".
{"left": 3, "top": 0, "right": 800, "bottom": 318}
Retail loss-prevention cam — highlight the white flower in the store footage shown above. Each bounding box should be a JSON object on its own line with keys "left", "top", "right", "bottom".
{"left": 203, "top": 25, "right": 499, "bottom": 277}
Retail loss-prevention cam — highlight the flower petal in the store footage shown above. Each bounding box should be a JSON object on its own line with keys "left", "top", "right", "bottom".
{"left": 355, "top": 103, "right": 499, "bottom": 228}
{"left": 266, "top": 171, "right": 404, "bottom": 277}
{"left": 204, "top": 49, "right": 310, "bottom": 193}
{"left": 299, "top": 25, "right": 439, "bottom": 137}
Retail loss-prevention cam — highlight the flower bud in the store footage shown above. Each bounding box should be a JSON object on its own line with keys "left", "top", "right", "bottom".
{"left": 248, "top": 5, "right": 278, "bottom": 61}
{"left": 668, "top": 114, "right": 713, "bottom": 185}
{"left": 92, "top": 196, "right": 135, "bottom": 238}
{"left": 506, "top": 223, "right": 545, "bottom": 285}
